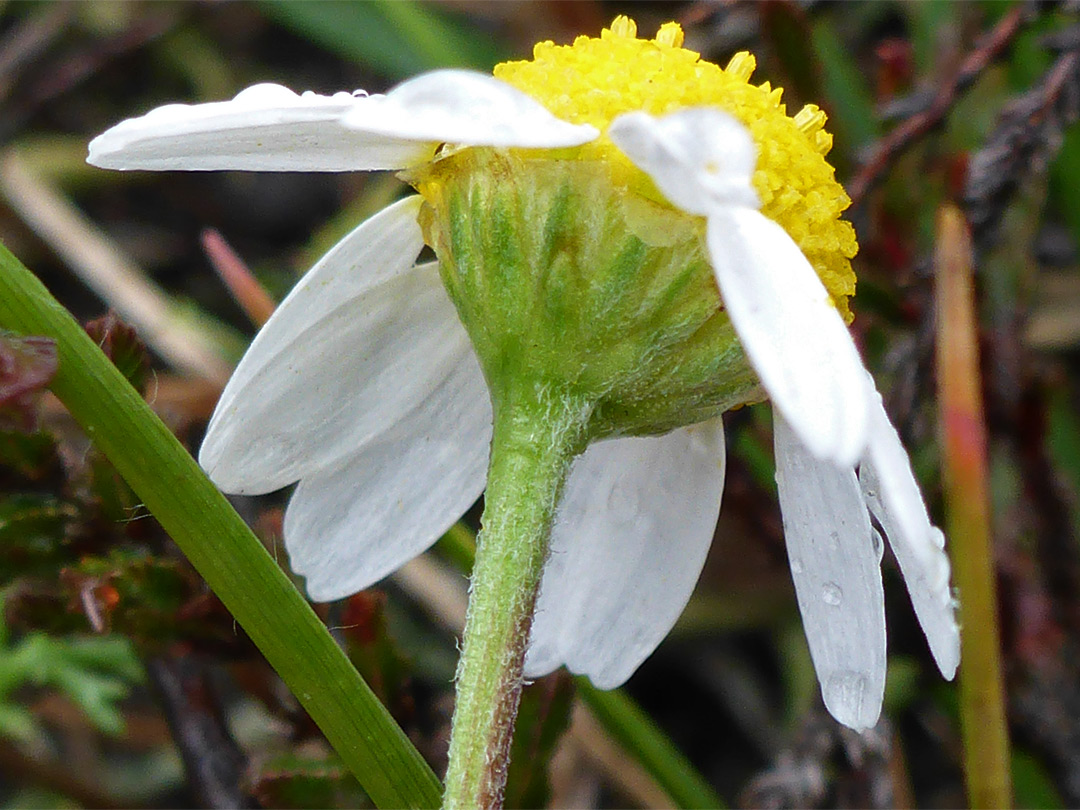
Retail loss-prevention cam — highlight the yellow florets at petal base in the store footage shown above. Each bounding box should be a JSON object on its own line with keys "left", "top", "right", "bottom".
{"left": 493, "top": 16, "right": 858, "bottom": 318}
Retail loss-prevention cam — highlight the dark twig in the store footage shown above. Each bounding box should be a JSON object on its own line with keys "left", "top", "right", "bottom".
{"left": 848, "top": 4, "right": 1034, "bottom": 207}
{"left": 0, "top": 3, "right": 72, "bottom": 103}
{"left": 0, "top": 10, "right": 177, "bottom": 144}
{"left": 945, "top": 42, "right": 1080, "bottom": 806}
{"left": 147, "top": 654, "right": 260, "bottom": 810}
{"left": 964, "top": 51, "right": 1080, "bottom": 253}
{"left": 1011, "top": 642, "right": 1080, "bottom": 806}
{"left": 888, "top": 38, "right": 1080, "bottom": 432}
{"left": 740, "top": 710, "right": 897, "bottom": 809}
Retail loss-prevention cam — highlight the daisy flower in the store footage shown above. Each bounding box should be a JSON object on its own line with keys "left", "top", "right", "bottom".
{"left": 88, "top": 14, "right": 957, "bottom": 763}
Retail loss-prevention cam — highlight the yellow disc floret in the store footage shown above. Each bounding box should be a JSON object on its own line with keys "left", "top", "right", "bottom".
{"left": 493, "top": 16, "right": 858, "bottom": 318}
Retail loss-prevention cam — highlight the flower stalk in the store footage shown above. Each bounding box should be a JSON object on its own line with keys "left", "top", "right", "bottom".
{"left": 935, "top": 205, "right": 1012, "bottom": 809}
{"left": 443, "top": 384, "right": 588, "bottom": 810}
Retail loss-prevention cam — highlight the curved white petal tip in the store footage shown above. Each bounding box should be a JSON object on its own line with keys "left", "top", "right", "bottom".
{"left": 525, "top": 420, "right": 726, "bottom": 688}
{"left": 285, "top": 341, "right": 492, "bottom": 602}
{"left": 608, "top": 108, "right": 759, "bottom": 215}
{"left": 774, "top": 414, "right": 886, "bottom": 732}
{"left": 198, "top": 196, "right": 428, "bottom": 494}
{"left": 342, "top": 69, "right": 599, "bottom": 149}
{"left": 861, "top": 385, "right": 960, "bottom": 679}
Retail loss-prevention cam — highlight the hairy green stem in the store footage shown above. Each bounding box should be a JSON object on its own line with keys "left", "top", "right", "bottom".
{"left": 437, "top": 525, "right": 725, "bottom": 809}
{"left": 0, "top": 246, "right": 442, "bottom": 809}
{"left": 443, "top": 385, "right": 586, "bottom": 810}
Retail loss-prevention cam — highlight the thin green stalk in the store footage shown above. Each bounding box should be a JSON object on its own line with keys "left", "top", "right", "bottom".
{"left": 935, "top": 206, "right": 1012, "bottom": 809}
{"left": 443, "top": 385, "right": 586, "bottom": 810}
{"left": 0, "top": 245, "right": 442, "bottom": 809}
{"left": 437, "top": 522, "right": 725, "bottom": 809}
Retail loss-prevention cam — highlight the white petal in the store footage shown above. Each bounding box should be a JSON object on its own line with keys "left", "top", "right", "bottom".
{"left": 524, "top": 420, "right": 726, "bottom": 688}
{"left": 203, "top": 259, "right": 471, "bottom": 494}
{"left": 860, "top": 388, "right": 959, "bottom": 679}
{"left": 88, "top": 83, "right": 435, "bottom": 171}
{"left": 200, "top": 197, "right": 450, "bottom": 494}
{"left": 708, "top": 208, "right": 869, "bottom": 466}
{"left": 341, "top": 70, "right": 598, "bottom": 149}
{"left": 608, "top": 108, "right": 759, "bottom": 216}
{"left": 774, "top": 413, "right": 886, "bottom": 731}
{"left": 608, "top": 108, "right": 869, "bottom": 465}
{"left": 284, "top": 347, "right": 492, "bottom": 602}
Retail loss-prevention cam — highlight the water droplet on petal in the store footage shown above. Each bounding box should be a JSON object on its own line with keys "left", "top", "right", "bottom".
{"left": 606, "top": 485, "right": 639, "bottom": 515}
{"left": 822, "top": 581, "right": 843, "bottom": 606}
{"left": 823, "top": 670, "right": 871, "bottom": 729}
{"left": 352, "top": 89, "right": 369, "bottom": 98}
{"left": 870, "top": 529, "right": 884, "bottom": 562}
{"left": 930, "top": 527, "right": 946, "bottom": 550}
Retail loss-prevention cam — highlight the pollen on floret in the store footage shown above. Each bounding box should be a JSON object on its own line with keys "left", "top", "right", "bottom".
{"left": 725, "top": 52, "right": 756, "bottom": 82}
{"left": 492, "top": 17, "right": 859, "bottom": 318}
{"left": 655, "top": 22, "right": 684, "bottom": 48}
{"left": 607, "top": 15, "right": 637, "bottom": 39}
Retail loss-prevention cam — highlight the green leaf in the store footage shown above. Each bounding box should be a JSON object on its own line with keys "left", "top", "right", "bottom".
{"left": 1050, "top": 126, "right": 1080, "bottom": 250}
{"left": 760, "top": 1, "right": 821, "bottom": 106}
{"left": 0, "top": 429, "right": 61, "bottom": 480}
{"left": 83, "top": 313, "right": 151, "bottom": 395}
{"left": 903, "top": 0, "right": 960, "bottom": 74}
{"left": 61, "top": 634, "right": 146, "bottom": 682}
{"left": 0, "top": 631, "right": 141, "bottom": 736}
{"left": 809, "top": 17, "right": 880, "bottom": 167}
{"left": 259, "top": 0, "right": 508, "bottom": 80}
{"left": 1047, "top": 390, "right": 1080, "bottom": 537}
{"left": 251, "top": 752, "right": 370, "bottom": 809}
{"left": 0, "top": 494, "right": 74, "bottom": 579}
{"left": 1012, "top": 749, "right": 1064, "bottom": 810}
{"left": 0, "top": 702, "right": 39, "bottom": 744}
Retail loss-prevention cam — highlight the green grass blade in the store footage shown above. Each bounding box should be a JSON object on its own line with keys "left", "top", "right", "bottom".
{"left": 0, "top": 246, "right": 442, "bottom": 810}
{"left": 810, "top": 17, "right": 880, "bottom": 167}
{"left": 577, "top": 681, "right": 724, "bottom": 809}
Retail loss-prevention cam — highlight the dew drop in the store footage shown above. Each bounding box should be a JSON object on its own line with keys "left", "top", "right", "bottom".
{"left": 352, "top": 89, "right": 369, "bottom": 98}
{"left": 822, "top": 581, "right": 843, "bottom": 606}
{"left": 930, "top": 526, "right": 946, "bottom": 550}
{"left": 823, "top": 671, "right": 871, "bottom": 729}
{"left": 606, "top": 485, "right": 639, "bottom": 514}
{"left": 870, "top": 528, "right": 884, "bottom": 562}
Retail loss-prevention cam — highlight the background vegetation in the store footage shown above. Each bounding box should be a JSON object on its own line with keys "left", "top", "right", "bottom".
{"left": 1, "top": 1, "right": 1079, "bottom": 807}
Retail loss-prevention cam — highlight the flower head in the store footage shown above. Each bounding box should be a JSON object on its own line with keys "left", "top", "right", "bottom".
{"left": 493, "top": 17, "right": 856, "bottom": 318}
{"left": 88, "top": 17, "right": 958, "bottom": 731}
